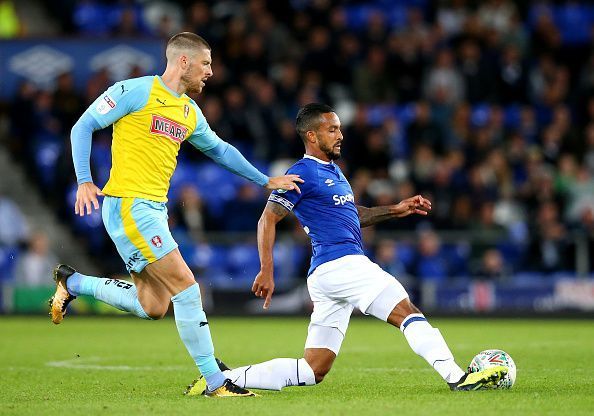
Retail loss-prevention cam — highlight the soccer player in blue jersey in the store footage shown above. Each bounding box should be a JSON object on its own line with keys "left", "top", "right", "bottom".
{"left": 186, "top": 103, "right": 507, "bottom": 394}
{"left": 48, "top": 32, "right": 303, "bottom": 397}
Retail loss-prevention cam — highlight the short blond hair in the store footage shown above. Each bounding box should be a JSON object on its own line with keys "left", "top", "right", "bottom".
{"left": 165, "top": 32, "right": 211, "bottom": 61}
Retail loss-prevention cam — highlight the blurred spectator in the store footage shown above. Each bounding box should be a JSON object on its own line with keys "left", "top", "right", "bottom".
{"left": 374, "top": 239, "right": 413, "bottom": 288}
{"left": 14, "top": 231, "right": 57, "bottom": 287}
{"left": 172, "top": 185, "right": 211, "bottom": 242}
{"left": 457, "top": 39, "right": 494, "bottom": 104}
{"left": 53, "top": 72, "right": 84, "bottom": 136}
{"left": 407, "top": 101, "right": 445, "bottom": 154}
{"left": 5, "top": 0, "right": 594, "bottom": 281}
{"left": 437, "top": 0, "right": 470, "bottom": 38}
{"left": 566, "top": 166, "right": 594, "bottom": 223}
{"left": 353, "top": 46, "right": 396, "bottom": 103}
{"left": 497, "top": 45, "right": 528, "bottom": 104}
{"left": 526, "top": 201, "right": 571, "bottom": 273}
{"left": 474, "top": 248, "right": 511, "bottom": 280}
{"left": 412, "top": 229, "right": 448, "bottom": 281}
{"left": 8, "top": 81, "right": 36, "bottom": 160}
{"left": 387, "top": 32, "right": 423, "bottom": 102}
{"left": 478, "top": 0, "right": 518, "bottom": 35}
{"left": 424, "top": 49, "right": 465, "bottom": 106}
{"left": 0, "top": 195, "right": 30, "bottom": 247}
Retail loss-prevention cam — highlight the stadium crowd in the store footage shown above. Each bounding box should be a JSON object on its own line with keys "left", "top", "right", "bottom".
{"left": 3, "top": 0, "right": 594, "bottom": 290}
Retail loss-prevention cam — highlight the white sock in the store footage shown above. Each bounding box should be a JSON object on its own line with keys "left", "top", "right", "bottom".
{"left": 400, "top": 314, "right": 465, "bottom": 383}
{"left": 223, "top": 358, "right": 316, "bottom": 391}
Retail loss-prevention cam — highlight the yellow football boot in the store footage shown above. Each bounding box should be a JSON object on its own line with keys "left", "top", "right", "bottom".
{"left": 48, "top": 264, "right": 77, "bottom": 324}
{"left": 449, "top": 366, "right": 508, "bottom": 391}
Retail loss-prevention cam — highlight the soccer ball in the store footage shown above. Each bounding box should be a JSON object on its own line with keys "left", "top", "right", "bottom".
{"left": 468, "top": 349, "right": 516, "bottom": 389}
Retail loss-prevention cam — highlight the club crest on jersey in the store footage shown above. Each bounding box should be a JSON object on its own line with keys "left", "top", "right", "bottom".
{"left": 96, "top": 94, "right": 117, "bottom": 115}
{"left": 150, "top": 235, "right": 163, "bottom": 248}
{"left": 184, "top": 104, "right": 189, "bottom": 118}
{"left": 150, "top": 115, "right": 188, "bottom": 143}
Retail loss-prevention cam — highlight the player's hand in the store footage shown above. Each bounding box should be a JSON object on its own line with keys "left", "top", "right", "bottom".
{"left": 265, "top": 175, "right": 304, "bottom": 194}
{"left": 392, "top": 195, "right": 432, "bottom": 218}
{"left": 75, "top": 182, "right": 104, "bottom": 216}
{"left": 252, "top": 269, "right": 275, "bottom": 310}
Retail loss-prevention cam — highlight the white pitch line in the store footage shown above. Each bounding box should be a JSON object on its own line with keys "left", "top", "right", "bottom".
{"left": 46, "top": 357, "right": 187, "bottom": 371}
{"left": 356, "top": 368, "right": 433, "bottom": 373}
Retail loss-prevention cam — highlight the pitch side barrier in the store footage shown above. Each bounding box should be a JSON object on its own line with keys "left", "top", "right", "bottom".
{"left": 2, "top": 230, "right": 594, "bottom": 315}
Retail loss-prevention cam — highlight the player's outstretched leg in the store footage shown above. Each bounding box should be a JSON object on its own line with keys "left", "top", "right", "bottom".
{"left": 374, "top": 291, "right": 505, "bottom": 391}
{"left": 399, "top": 312, "right": 507, "bottom": 390}
{"left": 185, "top": 357, "right": 316, "bottom": 395}
{"left": 49, "top": 264, "right": 150, "bottom": 324}
{"left": 185, "top": 357, "right": 316, "bottom": 394}
{"left": 172, "top": 283, "right": 256, "bottom": 397}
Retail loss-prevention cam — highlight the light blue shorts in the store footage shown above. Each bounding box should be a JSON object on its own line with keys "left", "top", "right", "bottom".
{"left": 102, "top": 196, "right": 178, "bottom": 273}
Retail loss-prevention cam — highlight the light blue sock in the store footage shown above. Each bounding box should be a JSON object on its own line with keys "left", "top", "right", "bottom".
{"left": 171, "top": 283, "right": 226, "bottom": 391}
{"left": 66, "top": 272, "right": 150, "bottom": 319}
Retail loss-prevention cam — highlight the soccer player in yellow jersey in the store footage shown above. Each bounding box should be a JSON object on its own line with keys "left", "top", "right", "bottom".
{"left": 49, "top": 32, "right": 303, "bottom": 397}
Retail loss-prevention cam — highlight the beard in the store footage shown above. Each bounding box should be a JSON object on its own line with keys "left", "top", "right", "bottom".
{"left": 181, "top": 67, "right": 203, "bottom": 94}
{"left": 320, "top": 141, "right": 341, "bottom": 161}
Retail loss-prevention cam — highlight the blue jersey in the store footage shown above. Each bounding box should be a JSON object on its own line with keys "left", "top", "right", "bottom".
{"left": 269, "top": 155, "right": 364, "bottom": 275}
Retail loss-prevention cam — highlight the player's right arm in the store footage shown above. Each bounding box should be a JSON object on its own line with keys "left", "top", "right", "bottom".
{"left": 70, "top": 78, "right": 150, "bottom": 216}
{"left": 253, "top": 163, "right": 309, "bottom": 309}
{"left": 252, "top": 201, "right": 291, "bottom": 309}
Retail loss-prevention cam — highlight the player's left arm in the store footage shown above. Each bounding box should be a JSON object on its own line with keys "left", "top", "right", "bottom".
{"left": 187, "top": 105, "right": 303, "bottom": 192}
{"left": 357, "top": 195, "right": 432, "bottom": 228}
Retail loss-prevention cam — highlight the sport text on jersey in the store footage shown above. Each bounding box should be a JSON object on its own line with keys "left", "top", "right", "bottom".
{"left": 150, "top": 115, "right": 188, "bottom": 143}
{"left": 333, "top": 193, "right": 354, "bottom": 205}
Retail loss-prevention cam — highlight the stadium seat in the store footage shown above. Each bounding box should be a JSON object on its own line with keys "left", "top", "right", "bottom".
{"left": 226, "top": 244, "right": 261, "bottom": 287}
{"left": 0, "top": 246, "right": 19, "bottom": 282}
{"left": 34, "top": 141, "right": 62, "bottom": 189}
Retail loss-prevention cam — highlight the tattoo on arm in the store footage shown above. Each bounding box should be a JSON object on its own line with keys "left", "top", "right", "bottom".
{"left": 266, "top": 201, "right": 291, "bottom": 220}
{"left": 357, "top": 205, "right": 394, "bottom": 228}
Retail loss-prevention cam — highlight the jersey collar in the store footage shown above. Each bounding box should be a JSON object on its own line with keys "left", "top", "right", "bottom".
{"left": 156, "top": 75, "right": 182, "bottom": 98}
{"left": 304, "top": 154, "right": 332, "bottom": 165}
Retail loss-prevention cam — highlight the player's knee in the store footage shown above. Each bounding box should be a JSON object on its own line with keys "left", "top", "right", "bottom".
{"left": 310, "top": 362, "right": 332, "bottom": 384}
{"left": 401, "top": 299, "right": 421, "bottom": 316}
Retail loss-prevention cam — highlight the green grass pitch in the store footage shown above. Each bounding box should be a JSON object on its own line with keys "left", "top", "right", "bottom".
{"left": 1, "top": 316, "right": 593, "bottom": 415}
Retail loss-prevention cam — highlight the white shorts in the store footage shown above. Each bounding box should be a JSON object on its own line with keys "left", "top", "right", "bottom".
{"left": 304, "top": 255, "right": 409, "bottom": 354}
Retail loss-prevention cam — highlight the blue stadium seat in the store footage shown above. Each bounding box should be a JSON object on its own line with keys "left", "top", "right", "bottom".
{"left": 0, "top": 246, "right": 19, "bottom": 282}
{"left": 168, "top": 162, "right": 197, "bottom": 201}
{"left": 441, "top": 243, "right": 470, "bottom": 277}
{"left": 554, "top": 4, "right": 594, "bottom": 45}
{"left": 34, "top": 141, "right": 62, "bottom": 188}
{"left": 226, "top": 244, "right": 260, "bottom": 286}
{"left": 192, "top": 163, "right": 239, "bottom": 214}
{"left": 470, "top": 104, "right": 490, "bottom": 127}
{"left": 395, "top": 243, "right": 416, "bottom": 269}
{"left": 512, "top": 272, "right": 544, "bottom": 286}
{"left": 66, "top": 184, "right": 106, "bottom": 251}
{"left": 503, "top": 105, "right": 522, "bottom": 130}
{"left": 91, "top": 142, "right": 112, "bottom": 188}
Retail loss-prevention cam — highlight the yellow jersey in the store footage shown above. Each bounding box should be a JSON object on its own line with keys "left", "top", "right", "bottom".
{"left": 87, "top": 75, "right": 222, "bottom": 202}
